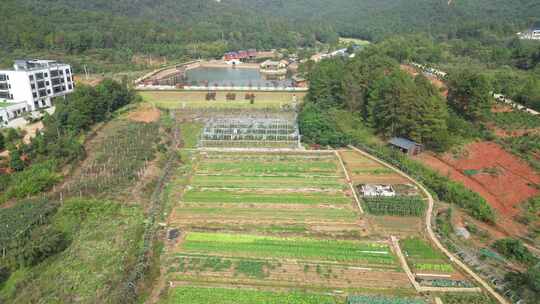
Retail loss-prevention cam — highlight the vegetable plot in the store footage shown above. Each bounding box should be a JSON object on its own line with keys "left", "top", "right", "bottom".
{"left": 181, "top": 232, "right": 396, "bottom": 264}
{"left": 362, "top": 196, "right": 426, "bottom": 216}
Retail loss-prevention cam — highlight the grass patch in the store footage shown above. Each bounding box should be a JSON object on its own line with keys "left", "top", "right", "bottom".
{"left": 0, "top": 199, "right": 144, "bottom": 303}
{"left": 401, "top": 237, "right": 454, "bottom": 273}
{"left": 0, "top": 102, "right": 17, "bottom": 108}
{"left": 179, "top": 122, "right": 203, "bottom": 148}
{"left": 141, "top": 91, "right": 306, "bottom": 110}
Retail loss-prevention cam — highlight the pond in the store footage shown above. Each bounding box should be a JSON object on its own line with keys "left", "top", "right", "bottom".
{"left": 185, "top": 67, "right": 293, "bottom": 87}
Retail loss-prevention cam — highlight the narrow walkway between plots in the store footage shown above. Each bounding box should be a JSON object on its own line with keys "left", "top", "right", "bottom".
{"left": 334, "top": 150, "right": 364, "bottom": 214}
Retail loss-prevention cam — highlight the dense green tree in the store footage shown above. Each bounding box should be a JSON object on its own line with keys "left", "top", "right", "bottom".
{"left": 301, "top": 45, "right": 451, "bottom": 149}
{"left": 516, "top": 77, "right": 540, "bottom": 110}
{"left": 492, "top": 238, "right": 538, "bottom": 265}
{"left": 0, "top": 132, "right": 5, "bottom": 151}
{"left": 306, "top": 58, "right": 346, "bottom": 109}
{"left": 8, "top": 148, "right": 26, "bottom": 172}
{"left": 506, "top": 263, "right": 540, "bottom": 303}
{"left": 447, "top": 69, "right": 493, "bottom": 120}
{"left": 366, "top": 71, "right": 449, "bottom": 147}
{"left": 298, "top": 104, "right": 350, "bottom": 147}
{"left": 341, "top": 52, "right": 398, "bottom": 115}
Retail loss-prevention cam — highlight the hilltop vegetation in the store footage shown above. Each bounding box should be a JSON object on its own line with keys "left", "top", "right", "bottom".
{"left": 231, "top": 0, "right": 540, "bottom": 41}
{"left": 1, "top": 0, "right": 539, "bottom": 72}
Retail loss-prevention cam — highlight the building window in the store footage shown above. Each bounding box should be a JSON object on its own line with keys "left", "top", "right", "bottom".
{"left": 36, "top": 73, "right": 44, "bottom": 80}
{"left": 38, "top": 81, "right": 45, "bottom": 89}
{"left": 29, "top": 75, "right": 34, "bottom": 81}
{"left": 0, "top": 74, "right": 7, "bottom": 81}
{"left": 34, "top": 101, "right": 39, "bottom": 108}
{"left": 66, "top": 69, "right": 71, "bottom": 75}
{"left": 39, "top": 90, "right": 47, "bottom": 97}
{"left": 67, "top": 76, "right": 71, "bottom": 82}
{"left": 47, "top": 89, "right": 51, "bottom": 94}
{"left": 31, "top": 84, "right": 36, "bottom": 89}
{"left": 33, "top": 92, "right": 37, "bottom": 98}
{"left": 68, "top": 84, "right": 73, "bottom": 90}
{"left": 44, "top": 73, "right": 48, "bottom": 78}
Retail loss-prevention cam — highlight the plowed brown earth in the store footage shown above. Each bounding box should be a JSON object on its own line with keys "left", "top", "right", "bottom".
{"left": 128, "top": 106, "right": 160, "bottom": 123}
{"left": 417, "top": 142, "right": 540, "bottom": 224}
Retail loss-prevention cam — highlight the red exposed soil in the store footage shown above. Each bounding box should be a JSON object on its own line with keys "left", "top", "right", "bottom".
{"left": 416, "top": 142, "right": 540, "bottom": 235}
{"left": 486, "top": 122, "right": 540, "bottom": 139}
{"left": 400, "top": 64, "right": 448, "bottom": 97}
{"left": 491, "top": 104, "right": 514, "bottom": 113}
{"left": 400, "top": 64, "right": 419, "bottom": 76}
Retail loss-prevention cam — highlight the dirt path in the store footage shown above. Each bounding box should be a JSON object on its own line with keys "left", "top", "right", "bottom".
{"left": 349, "top": 146, "right": 510, "bottom": 304}
{"left": 146, "top": 125, "right": 196, "bottom": 304}
{"left": 335, "top": 150, "right": 363, "bottom": 213}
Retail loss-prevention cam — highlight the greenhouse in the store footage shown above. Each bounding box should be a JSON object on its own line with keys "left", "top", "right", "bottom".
{"left": 199, "top": 117, "right": 301, "bottom": 149}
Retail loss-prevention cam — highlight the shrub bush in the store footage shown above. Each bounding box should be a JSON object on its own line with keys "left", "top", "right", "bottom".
{"left": 4, "top": 161, "right": 60, "bottom": 200}
{"left": 492, "top": 238, "right": 538, "bottom": 265}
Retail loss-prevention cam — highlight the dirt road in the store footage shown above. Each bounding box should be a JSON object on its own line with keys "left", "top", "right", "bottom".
{"left": 349, "top": 146, "right": 509, "bottom": 304}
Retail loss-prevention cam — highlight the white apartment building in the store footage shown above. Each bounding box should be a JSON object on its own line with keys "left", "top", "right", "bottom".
{"left": 0, "top": 60, "right": 75, "bottom": 126}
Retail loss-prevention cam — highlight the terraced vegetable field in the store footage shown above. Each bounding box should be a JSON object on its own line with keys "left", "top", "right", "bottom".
{"left": 161, "top": 150, "right": 414, "bottom": 300}
{"left": 172, "top": 151, "right": 356, "bottom": 229}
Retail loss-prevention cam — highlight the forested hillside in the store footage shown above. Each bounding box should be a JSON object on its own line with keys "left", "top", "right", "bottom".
{"left": 0, "top": 0, "right": 336, "bottom": 71}
{"left": 230, "top": 0, "right": 540, "bottom": 40}
{"left": 1, "top": 0, "right": 538, "bottom": 72}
